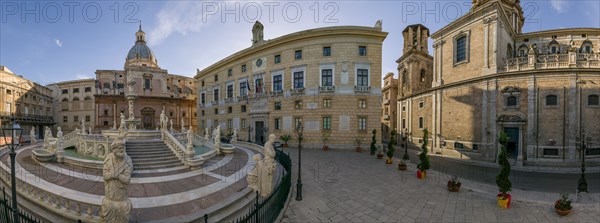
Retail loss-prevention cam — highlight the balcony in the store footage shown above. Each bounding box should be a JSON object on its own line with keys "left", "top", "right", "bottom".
{"left": 354, "top": 86, "right": 371, "bottom": 94}
{"left": 224, "top": 97, "right": 234, "bottom": 103}
{"left": 291, "top": 88, "right": 304, "bottom": 96}
{"left": 383, "top": 115, "right": 389, "bottom": 120}
{"left": 212, "top": 100, "right": 219, "bottom": 105}
{"left": 319, "top": 86, "right": 335, "bottom": 94}
{"left": 0, "top": 112, "right": 55, "bottom": 124}
{"left": 237, "top": 95, "right": 248, "bottom": 101}
{"left": 252, "top": 92, "right": 266, "bottom": 99}
{"left": 499, "top": 52, "right": 600, "bottom": 73}
{"left": 271, "top": 90, "right": 284, "bottom": 98}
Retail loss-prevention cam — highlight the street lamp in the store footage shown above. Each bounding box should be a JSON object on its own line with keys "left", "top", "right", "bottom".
{"left": 2, "top": 118, "right": 23, "bottom": 223}
{"left": 576, "top": 129, "right": 591, "bottom": 193}
{"left": 295, "top": 124, "right": 304, "bottom": 201}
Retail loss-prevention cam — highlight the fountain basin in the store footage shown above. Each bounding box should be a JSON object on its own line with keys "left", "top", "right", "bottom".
{"left": 32, "top": 149, "right": 55, "bottom": 162}
{"left": 220, "top": 144, "right": 235, "bottom": 154}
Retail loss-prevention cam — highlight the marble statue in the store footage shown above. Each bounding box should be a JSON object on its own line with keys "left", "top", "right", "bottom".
{"left": 252, "top": 21, "right": 264, "bottom": 44}
{"left": 205, "top": 128, "right": 210, "bottom": 140}
{"left": 30, "top": 127, "right": 37, "bottom": 144}
{"left": 160, "top": 110, "right": 166, "bottom": 130}
{"left": 374, "top": 20, "right": 382, "bottom": 30}
{"left": 214, "top": 125, "right": 221, "bottom": 155}
{"left": 247, "top": 134, "right": 277, "bottom": 197}
{"left": 126, "top": 73, "right": 135, "bottom": 94}
{"left": 128, "top": 100, "right": 134, "bottom": 120}
{"left": 169, "top": 119, "right": 174, "bottom": 131}
{"left": 43, "top": 126, "right": 53, "bottom": 151}
{"left": 81, "top": 119, "right": 86, "bottom": 134}
{"left": 186, "top": 129, "right": 194, "bottom": 149}
{"left": 89, "top": 127, "right": 93, "bottom": 135}
{"left": 55, "top": 127, "right": 64, "bottom": 163}
{"left": 181, "top": 118, "right": 186, "bottom": 132}
{"left": 231, "top": 128, "right": 238, "bottom": 142}
{"left": 101, "top": 137, "right": 133, "bottom": 223}
{"left": 120, "top": 113, "right": 127, "bottom": 128}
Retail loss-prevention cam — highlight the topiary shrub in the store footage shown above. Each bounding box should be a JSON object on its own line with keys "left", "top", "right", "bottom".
{"left": 386, "top": 129, "right": 397, "bottom": 160}
{"left": 417, "top": 129, "right": 430, "bottom": 172}
{"left": 370, "top": 129, "right": 377, "bottom": 155}
{"left": 496, "top": 131, "right": 512, "bottom": 199}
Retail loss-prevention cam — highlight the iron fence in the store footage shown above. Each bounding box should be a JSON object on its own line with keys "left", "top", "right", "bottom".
{"left": 0, "top": 187, "right": 43, "bottom": 223}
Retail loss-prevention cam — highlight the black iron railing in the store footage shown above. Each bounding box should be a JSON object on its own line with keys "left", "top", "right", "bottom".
{"left": 0, "top": 187, "right": 43, "bottom": 223}
{"left": 228, "top": 148, "right": 292, "bottom": 223}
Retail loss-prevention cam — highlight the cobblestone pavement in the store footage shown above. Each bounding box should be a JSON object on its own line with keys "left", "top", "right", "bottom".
{"left": 281, "top": 148, "right": 600, "bottom": 223}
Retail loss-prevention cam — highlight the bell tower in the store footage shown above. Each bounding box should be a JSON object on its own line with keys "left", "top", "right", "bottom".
{"left": 397, "top": 24, "right": 433, "bottom": 98}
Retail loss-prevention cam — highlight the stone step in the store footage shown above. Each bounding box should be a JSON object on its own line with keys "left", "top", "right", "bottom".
{"left": 132, "top": 158, "right": 180, "bottom": 165}
{"left": 126, "top": 145, "right": 170, "bottom": 150}
{"left": 131, "top": 156, "right": 180, "bottom": 163}
{"left": 126, "top": 148, "right": 173, "bottom": 154}
{"left": 128, "top": 152, "right": 177, "bottom": 159}
{"left": 134, "top": 162, "right": 183, "bottom": 170}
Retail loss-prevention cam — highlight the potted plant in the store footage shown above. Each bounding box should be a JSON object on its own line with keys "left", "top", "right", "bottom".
{"left": 554, "top": 193, "right": 573, "bottom": 216}
{"left": 279, "top": 134, "right": 291, "bottom": 147}
{"left": 321, "top": 132, "right": 330, "bottom": 151}
{"left": 354, "top": 136, "right": 363, "bottom": 153}
{"left": 370, "top": 129, "right": 377, "bottom": 155}
{"left": 496, "top": 131, "right": 512, "bottom": 208}
{"left": 398, "top": 160, "right": 407, "bottom": 170}
{"left": 386, "top": 130, "right": 397, "bottom": 164}
{"left": 417, "top": 129, "right": 430, "bottom": 179}
{"left": 447, "top": 175, "right": 461, "bottom": 192}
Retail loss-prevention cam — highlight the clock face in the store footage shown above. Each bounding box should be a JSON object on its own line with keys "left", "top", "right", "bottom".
{"left": 256, "top": 59, "right": 263, "bottom": 67}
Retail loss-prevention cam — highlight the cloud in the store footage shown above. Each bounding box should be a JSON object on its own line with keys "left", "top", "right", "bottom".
{"left": 75, "top": 74, "right": 92, "bottom": 79}
{"left": 148, "top": 2, "right": 212, "bottom": 46}
{"left": 54, "top": 39, "right": 63, "bottom": 47}
{"left": 550, "top": 0, "right": 567, "bottom": 13}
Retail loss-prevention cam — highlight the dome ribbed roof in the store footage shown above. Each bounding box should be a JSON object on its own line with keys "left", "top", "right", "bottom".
{"left": 124, "top": 25, "right": 159, "bottom": 68}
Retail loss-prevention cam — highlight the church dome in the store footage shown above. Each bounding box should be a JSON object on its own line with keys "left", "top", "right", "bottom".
{"left": 125, "top": 25, "right": 159, "bottom": 68}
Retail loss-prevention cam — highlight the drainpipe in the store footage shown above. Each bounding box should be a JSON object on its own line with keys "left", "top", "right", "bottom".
{"left": 536, "top": 87, "right": 539, "bottom": 159}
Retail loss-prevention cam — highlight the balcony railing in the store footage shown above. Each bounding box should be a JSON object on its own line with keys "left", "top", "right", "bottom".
{"left": 500, "top": 52, "right": 600, "bottom": 72}
{"left": 383, "top": 115, "right": 389, "bottom": 120}
{"left": 237, "top": 95, "right": 248, "bottom": 101}
{"left": 319, "top": 86, "right": 335, "bottom": 93}
{"left": 291, "top": 88, "right": 304, "bottom": 96}
{"left": 354, "top": 86, "right": 371, "bottom": 94}
{"left": 224, "top": 97, "right": 234, "bottom": 103}
{"left": 0, "top": 112, "right": 54, "bottom": 124}
{"left": 271, "top": 90, "right": 284, "bottom": 97}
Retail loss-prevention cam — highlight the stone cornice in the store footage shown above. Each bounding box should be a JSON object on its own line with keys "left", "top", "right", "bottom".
{"left": 195, "top": 26, "right": 388, "bottom": 79}
{"left": 517, "top": 28, "right": 600, "bottom": 39}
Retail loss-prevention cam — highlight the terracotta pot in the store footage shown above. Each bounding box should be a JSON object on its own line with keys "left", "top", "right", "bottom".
{"left": 497, "top": 194, "right": 511, "bottom": 208}
{"left": 385, "top": 158, "right": 393, "bottom": 164}
{"left": 323, "top": 145, "right": 329, "bottom": 151}
{"left": 554, "top": 200, "right": 572, "bottom": 216}
{"left": 283, "top": 143, "right": 288, "bottom": 148}
{"left": 417, "top": 170, "right": 426, "bottom": 179}
{"left": 356, "top": 147, "right": 362, "bottom": 153}
{"left": 376, "top": 153, "right": 384, "bottom": 159}
{"left": 398, "top": 164, "right": 407, "bottom": 170}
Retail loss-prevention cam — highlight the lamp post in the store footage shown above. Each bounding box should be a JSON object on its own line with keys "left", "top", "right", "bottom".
{"left": 2, "top": 118, "right": 23, "bottom": 223}
{"left": 295, "top": 124, "right": 303, "bottom": 201}
{"left": 576, "top": 129, "right": 591, "bottom": 193}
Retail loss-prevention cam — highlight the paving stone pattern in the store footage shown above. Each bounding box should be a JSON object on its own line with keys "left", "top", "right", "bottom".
{"left": 281, "top": 148, "right": 600, "bottom": 223}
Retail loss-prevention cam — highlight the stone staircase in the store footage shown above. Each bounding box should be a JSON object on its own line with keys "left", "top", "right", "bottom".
{"left": 125, "top": 139, "right": 184, "bottom": 171}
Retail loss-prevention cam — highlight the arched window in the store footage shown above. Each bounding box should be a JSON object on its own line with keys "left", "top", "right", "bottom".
{"left": 518, "top": 44, "right": 528, "bottom": 57}
{"left": 61, "top": 98, "right": 68, "bottom": 102}
{"left": 581, "top": 40, "right": 593, "bottom": 54}
{"left": 402, "top": 70, "right": 407, "bottom": 84}
{"left": 589, "top": 94, "right": 599, "bottom": 106}
{"left": 84, "top": 96, "right": 92, "bottom": 101}
{"left": 507, "top": 96, "right": 517, "bottom": 107}
{"left": 545, "top": 95, "right": 558, "bottom": 106}
{"left": 507, "top": 44, "right": 513, "bottom": 59}
{"left": 549, "top": 40, "right": 560, "bottom": 54}
{"left": 73, "top": 97, "right": 80, "bottom": 101}
{"left": 420, "top": 69, "right": 426, "bottom": 82}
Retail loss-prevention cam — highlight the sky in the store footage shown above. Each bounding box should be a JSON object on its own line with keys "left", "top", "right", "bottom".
{"left": 1, "top": 0, "right": 599, "bottom": 85}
